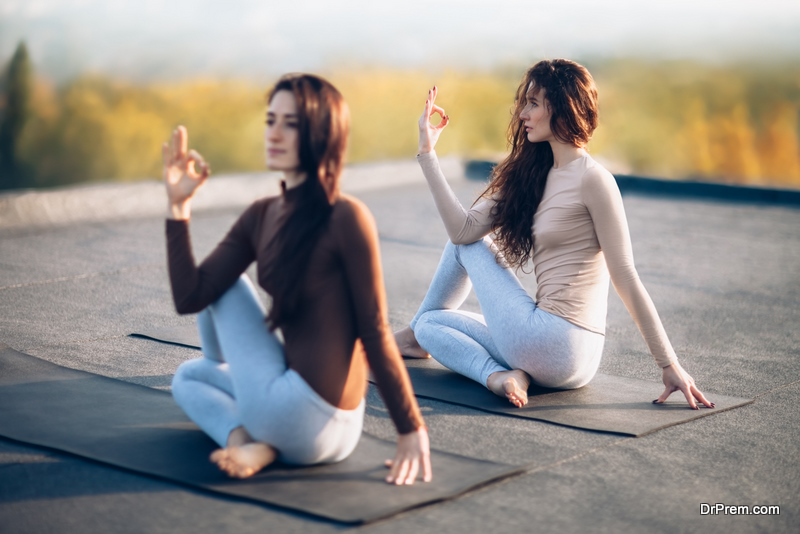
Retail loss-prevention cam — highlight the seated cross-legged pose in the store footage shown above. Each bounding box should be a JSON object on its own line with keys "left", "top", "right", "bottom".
{"left": 395, "top": 59, "right": 715, "bottom": 411}
{"left": 164, "top": 73, "right": 431, "bottom": 484}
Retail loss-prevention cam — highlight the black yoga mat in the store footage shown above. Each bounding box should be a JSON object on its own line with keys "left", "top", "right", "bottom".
{"left": 130, "top": 324, "right": 203, "bottom": 349}
{"left": 0, "top": 344, "right": 523, "bottom": 524}
{"left": 397, "top": 358, "right": 753, "bottom": 437}
{"left": 130, "top": 325, "right": 753, "bottom": 437}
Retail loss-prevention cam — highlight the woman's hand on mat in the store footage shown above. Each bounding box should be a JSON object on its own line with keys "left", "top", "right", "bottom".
{"left": 385, "top": 426, "right": 432, "bottom": 485}
{"left": 163, "top": 125, "right": 210, "bottom": 220}
{"left": 654, "top": 362, "right": 715, "bottom": 410}
{"left": 418, "top": 86, "right": 449, "bottom": 154}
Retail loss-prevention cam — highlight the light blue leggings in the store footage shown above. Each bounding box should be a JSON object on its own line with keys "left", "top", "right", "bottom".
{"left": 171, "top": 275, "right": 364, "bottom": 465}
{"left": 411, "top": 238, "right": 605, "bottom": 390}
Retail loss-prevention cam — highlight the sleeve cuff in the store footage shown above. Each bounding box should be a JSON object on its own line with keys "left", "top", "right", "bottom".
{"left": 416, "top": 150, "right": 438, "bottom": 162}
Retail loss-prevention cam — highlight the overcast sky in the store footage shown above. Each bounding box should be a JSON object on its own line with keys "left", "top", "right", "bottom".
{"left": 2, "top": 0, "right": 799, "bottom": 82}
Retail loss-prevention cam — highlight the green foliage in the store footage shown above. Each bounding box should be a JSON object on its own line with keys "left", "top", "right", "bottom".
{"left": 0, "top": 41, "right": 34, "bottom": 189}
{"left": 4, "top": 55, "right": 800, "bottom": 189}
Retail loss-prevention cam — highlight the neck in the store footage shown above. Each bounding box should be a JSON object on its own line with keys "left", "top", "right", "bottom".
{"left": 282, "top": 169, "right": 307, "bottom": 190}
{"left": 548, "top": 141, "right": 586, "bottom": 169}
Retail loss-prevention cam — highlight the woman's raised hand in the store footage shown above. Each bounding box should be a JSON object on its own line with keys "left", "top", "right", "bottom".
{"left": 385, "top": 426, "right": 433, "bottom": 485}
{"left": 418, "top": 86, "right": 450, "bottom": 154}
{"left": 163, "top": 126, "right": 210, "bottom": 220}
{"left": 654, "top": 361, "right": 715, "bottom": 410}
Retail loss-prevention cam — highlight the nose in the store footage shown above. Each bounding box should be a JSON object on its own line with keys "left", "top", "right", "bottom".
{"left": 519, "top": 104, "right": 530, "bottom": 121}
{"left": 266, "top": 124, "right": 281, "bottom": 143}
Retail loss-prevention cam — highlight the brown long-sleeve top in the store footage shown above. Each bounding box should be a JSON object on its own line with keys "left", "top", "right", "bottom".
{"left": 417, "top": 150, "right": 678, "bottom": 368}
{"left": 166, "top": 185, "right": 425, "bottom": 434}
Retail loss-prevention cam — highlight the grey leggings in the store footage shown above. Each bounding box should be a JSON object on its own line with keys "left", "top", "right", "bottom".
{"left": 411, "top": 238, "right": 605, "bottom": 390}
{"left": 171, "top": 275, "right": 364, "bottom": 465}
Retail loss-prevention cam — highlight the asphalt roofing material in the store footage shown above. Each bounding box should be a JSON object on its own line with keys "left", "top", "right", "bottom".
{"left": 0, "top": 162, "right": 798, "bottom": 533}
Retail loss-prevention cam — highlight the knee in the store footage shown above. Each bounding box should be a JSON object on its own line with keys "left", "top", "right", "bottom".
{"left": 452, "top": 236, "right": 493, "bottom": 263}
{"left": 413, "top": 311, "right": 449, "bottom": 348}
{"left": 171, "top": 357, "right": 213, "bottom": 392}
{"left": 170, "top": 359, "right": 196, "bottom": 406}
{"left": 414, "top": 311, "right": 437, "bottom": 334}
{"left": 171, "top": 358, "right": 197, "bottom": 389}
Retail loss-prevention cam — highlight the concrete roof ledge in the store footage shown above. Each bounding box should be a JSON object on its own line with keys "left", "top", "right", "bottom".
{"left": 0, "top": 156, "right": 465, "bottom": 231}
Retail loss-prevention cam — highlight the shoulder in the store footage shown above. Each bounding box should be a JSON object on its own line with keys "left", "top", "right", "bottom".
{"left": 579, "top": 157, "right": 620, "bottom": 202}
{"left": 580, "top": 158, "right": 617, "bottom": 190}
{"left": 330, "top": 193, "right": 377, "bottom": 230}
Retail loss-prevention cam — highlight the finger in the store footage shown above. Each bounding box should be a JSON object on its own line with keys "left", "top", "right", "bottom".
{"left": 691, "top": 384, "right": 715, "bottom": 408}
{"left": 384, "top": 459, "right": 393, "bottom": 468}
{"left": 169, "top": 129, "right": 178, "bottom": 162}
{"left": 653, "top": 386, "right": 674, "bottom": 404}
{"left": 162, "top": 142, "right": 169, "bottom": 168}
{"left": 176, "top": 125, "right": 188, "bottom": 160}
{"left": 188, "top": 150, "right": 210, "bottom": 179}
{"left": 403, "top": 459, "right": 419, "bottom": 485}
{"left": 422, "top": 450, "right": 432, "bottom": 482}
{"left": 678, "top": 382, "right": 698, "bottom": 410}
{"left": 420, "top": 93, "right": 432, "bottom": 122}
{"left": 387, "top": 458, "right": 409, "bottom": 485}
{"left": 430, "top": 105, "right": 447, "bottom": 127}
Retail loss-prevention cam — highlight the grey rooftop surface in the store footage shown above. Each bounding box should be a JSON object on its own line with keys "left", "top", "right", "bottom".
{"left": 0, "top": 159, "right": 798, "bottom": 533}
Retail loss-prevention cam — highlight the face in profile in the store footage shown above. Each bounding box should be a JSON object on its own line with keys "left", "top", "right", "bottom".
{"left": 265, "top": 90, "right": 301, "bottom": 172}
{"left": 519, "top": 84, "right": 553, "bottom": 144}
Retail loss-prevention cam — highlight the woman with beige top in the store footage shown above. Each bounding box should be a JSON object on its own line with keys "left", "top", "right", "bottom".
{"left": 395, "top": 59, "right": 714, "bottom": 410}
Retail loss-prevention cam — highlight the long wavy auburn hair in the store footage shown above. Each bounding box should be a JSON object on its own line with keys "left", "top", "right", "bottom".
{"left": 262, "top": 73, "right": 349, "bottom": 330}
{"left": 480, "top": 59, "right": 599, "bottom": 270}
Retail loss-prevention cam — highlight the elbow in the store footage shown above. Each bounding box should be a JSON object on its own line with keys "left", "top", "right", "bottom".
{"left": 449, "top": 233, "right": 483, "bottom": 246}
{"left": 448, "top": 227, "right": 479, "bottom": 245}
{"left": 174, "top": 296, "right": 204, "bottom": 315}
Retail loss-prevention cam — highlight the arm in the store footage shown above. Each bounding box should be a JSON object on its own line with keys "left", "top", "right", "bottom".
{"left": 163, "top": 126, "right": 257, "bottom": 313}
{"left": 417, "top": 151, "right": 494, "bottom": 244}
{"left": 416, "top": 86, "right": 493, "bottom": 244}
{"left": 166, "top": 207, "right": 258, "bottom": 314}
{"left": 334, "top": 198, "right": 432, "bottom": 484}
{"left": 582, "top": 166, "right": 714, "bottom": 408}
{"left": 582, "top": 166, "right": 676, "bottom": 368}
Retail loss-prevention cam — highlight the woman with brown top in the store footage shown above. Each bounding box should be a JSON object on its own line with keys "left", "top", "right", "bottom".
{"left": 164, "top": 74, "right": 431, "bottom": 483}
{"left": 395, "top": 59, "right": 715, "bottom": 411}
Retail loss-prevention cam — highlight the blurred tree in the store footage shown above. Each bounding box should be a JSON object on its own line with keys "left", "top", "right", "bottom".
{"left": 0, "top": 42, "right": 33, "bottom": 189}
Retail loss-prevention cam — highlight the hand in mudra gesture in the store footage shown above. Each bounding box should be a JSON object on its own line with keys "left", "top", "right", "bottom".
{"left": 162, "top": 126, "right": 210, "bottom": 217}
{"left": 418, "top": 86, "right": 450, "bottom": 154}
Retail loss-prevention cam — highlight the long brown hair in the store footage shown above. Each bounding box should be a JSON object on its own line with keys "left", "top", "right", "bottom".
{"left": 263, "top": 74, "right": 349, "bottom": 330}
{"left": 481, "top": 59, "right": 598, "bottom": 270}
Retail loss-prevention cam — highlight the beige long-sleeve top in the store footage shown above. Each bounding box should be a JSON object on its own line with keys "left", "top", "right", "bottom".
{"left": 417, "top": 150, "right": 677, "bottom": 368}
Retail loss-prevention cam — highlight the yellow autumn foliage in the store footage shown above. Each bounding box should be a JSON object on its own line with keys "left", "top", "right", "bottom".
{"left": 12, "top": 60, "right": 800, "bottom": 189}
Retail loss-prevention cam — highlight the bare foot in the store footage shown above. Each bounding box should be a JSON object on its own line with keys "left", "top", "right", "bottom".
{"left": 394, "top": 326, "right": 430, "bottom": 359}
{"left": 487, "top": 369, "right": 531, "bottom": 408}
{"left": 210, "top": 442, "right": 277, "bottom": 478}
